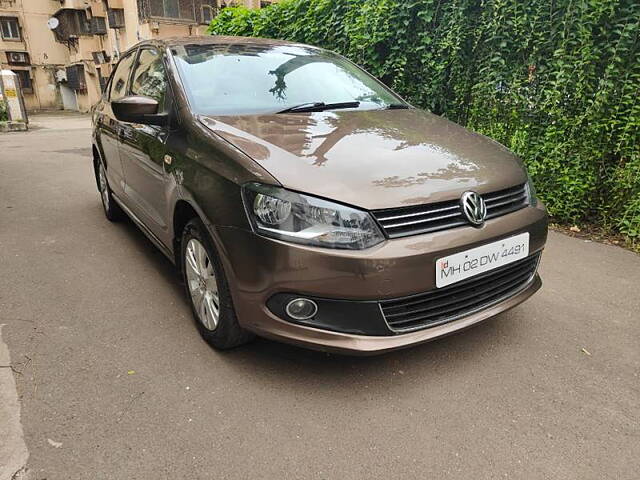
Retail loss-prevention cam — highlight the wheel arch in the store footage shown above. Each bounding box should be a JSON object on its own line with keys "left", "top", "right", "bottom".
{"left": 172, "top": 199, "right": 201, "bottom": 268}
{"left": 171, "top": 197, "right": 238, "bottom": 281}
{"left": 92, "top": 143, "right": 103, "bottom": 189}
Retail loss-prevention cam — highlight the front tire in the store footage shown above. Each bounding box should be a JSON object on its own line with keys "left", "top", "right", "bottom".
{"left": 181, "top": 218, "right": 253, "bottom": 350}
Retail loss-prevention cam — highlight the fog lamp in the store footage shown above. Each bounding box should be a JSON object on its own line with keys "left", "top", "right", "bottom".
{"left": 285, "top": 298, "right": 318, "bottom": 320}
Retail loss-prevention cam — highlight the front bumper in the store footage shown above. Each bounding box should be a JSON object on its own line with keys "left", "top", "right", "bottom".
{"left": 214, "top": 203, "right": 548, "bottom": 354}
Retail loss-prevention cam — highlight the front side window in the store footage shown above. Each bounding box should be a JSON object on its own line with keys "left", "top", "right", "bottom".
{"left": 0, "top": 17, "right": 20, "bottom": 40}
{"left": 130, "top": 48, "right": 167, "bottom": 109}
{"left": 171, "top": 43, "right": 405, "bottom": 116}
{"left": 109, "top": 50, "right": 137, "bottom": 101}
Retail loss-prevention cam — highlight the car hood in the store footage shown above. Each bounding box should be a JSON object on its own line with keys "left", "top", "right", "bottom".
{"left": 199, "top": 109, "right": 527, "bottom": 210}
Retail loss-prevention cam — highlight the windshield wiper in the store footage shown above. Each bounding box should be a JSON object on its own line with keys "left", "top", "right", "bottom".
{"left": 385, "top": 103, "right": 410, "bottom": 110}
{"left": 277, "top": 101, "right": 361, "bottom": 114}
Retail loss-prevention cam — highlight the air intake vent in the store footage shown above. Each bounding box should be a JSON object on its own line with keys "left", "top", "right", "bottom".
{"left": 381, "top": 253, "right": 540, "bottom": 332}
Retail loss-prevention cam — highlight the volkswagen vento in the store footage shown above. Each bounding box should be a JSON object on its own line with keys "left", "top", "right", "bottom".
{"left": 91, "top": 36, "right": 548, "bottom": 354}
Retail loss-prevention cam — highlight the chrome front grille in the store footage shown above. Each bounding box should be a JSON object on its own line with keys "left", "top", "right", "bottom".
{"left": 372, "top": 184, "right": 528, "bottom": 238}
{"left": 484, "top": 184, "right": 529, "bottom": 219}
{"left": 380, "top": 253, "right": 540, "bottom": 332}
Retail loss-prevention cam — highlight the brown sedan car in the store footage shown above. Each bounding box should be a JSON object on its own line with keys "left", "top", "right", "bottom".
{"left": 91, "top": 36, "right": 547, "bottom": 355}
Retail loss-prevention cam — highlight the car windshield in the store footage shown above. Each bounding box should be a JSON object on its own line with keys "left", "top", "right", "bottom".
{"left": 171, "top": 43, "right": 406, "bottom": 115}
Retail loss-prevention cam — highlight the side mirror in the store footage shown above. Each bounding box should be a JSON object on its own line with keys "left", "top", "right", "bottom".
{"left": 112, "top": 95, "right": 167, "bottom": 126}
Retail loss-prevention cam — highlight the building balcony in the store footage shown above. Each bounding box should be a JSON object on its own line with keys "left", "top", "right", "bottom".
{"left": 137, "top": 0, "right": 218, "bottom": 26}
{"left": 104, "top": 0, "right": 125, "bottom": 8}
{"left": 58, "top": 0, "right": 94, "bottom": 10}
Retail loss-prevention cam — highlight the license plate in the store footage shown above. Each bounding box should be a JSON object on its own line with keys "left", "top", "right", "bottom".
{"left": 435, "top": 233, "right": 530, "bottom": 288}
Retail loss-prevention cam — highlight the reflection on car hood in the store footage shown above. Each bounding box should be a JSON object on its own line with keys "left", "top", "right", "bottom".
{"left": 199, "top": 109, "right": 527, "bottom": 210}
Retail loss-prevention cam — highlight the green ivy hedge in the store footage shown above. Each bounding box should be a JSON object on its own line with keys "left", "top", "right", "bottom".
{"left": 0, "top": 99, "right": 8, "bottom": 122}
{"left": 209, "top": 0, "right": 640, "bottom": 239}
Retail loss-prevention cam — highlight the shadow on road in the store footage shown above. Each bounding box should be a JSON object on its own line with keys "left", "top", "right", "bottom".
{"left": 109, "top": 206, "right": 186, "bottom": 300}
{"left": 227, "top": 313, "right": 512, "bottom": 373}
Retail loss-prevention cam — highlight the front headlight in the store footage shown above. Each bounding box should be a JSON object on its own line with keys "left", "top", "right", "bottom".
{"left": 242, "top": 183, "right": 384, "bottom": 250}
{"left": 524, "top": 173, "right": 538, "bottom": 207}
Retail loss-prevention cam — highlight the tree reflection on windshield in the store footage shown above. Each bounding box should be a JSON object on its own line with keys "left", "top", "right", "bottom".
{"left": 172, "top": 42, "right": 404, "bottom": 115}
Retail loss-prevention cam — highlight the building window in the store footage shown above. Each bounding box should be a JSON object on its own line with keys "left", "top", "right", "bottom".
{"left": 149, "top": 0, "right": 193, "bottom": 21}
{"left": 138, "top": 0, "right": 218, "bottom": 23}
{"left": 200, "top": 5, "right": 216, "bottom": 24}
{"left": 90, "top": 16, "right": 107, "bottom": 35}
{"left": 66, "top": 64, "right": 87, "bottom": 92}
{"left": 0, "top": 16, "right": 21, "bottom": 40}
{"left": 107, "top": 9, "right": 125, "bottom": 29}
{"left": 92, "top": 51, "right": 110, "bottom": 64}
{"left": 97, "top": 69, "right": 108, "bottom": 93}
{"left": 12, "top": 70, "right": 32, "bottom": 92}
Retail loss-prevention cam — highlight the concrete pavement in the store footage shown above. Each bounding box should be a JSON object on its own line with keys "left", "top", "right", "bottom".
{"left": 0, "top": 113, "right": 638, "bottom": 479}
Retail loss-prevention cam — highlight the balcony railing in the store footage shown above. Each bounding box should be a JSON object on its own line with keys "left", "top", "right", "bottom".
{"left": 137, "top": 0, "right": 218, "bottom": 25}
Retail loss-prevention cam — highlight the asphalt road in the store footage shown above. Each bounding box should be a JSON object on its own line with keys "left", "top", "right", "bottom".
{"left": 1, "top": 113, "right": 638, "bottom": 480}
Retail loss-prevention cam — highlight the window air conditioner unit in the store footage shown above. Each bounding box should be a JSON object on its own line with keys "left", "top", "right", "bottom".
{"left": 6, "top": 51, "right": 30, "bottom": 65}
{"left": 107, "top": 9, "right": 125, "bottom": 29}
{"left": 92, "top": 51, "right": 110, "bottom": 64}
{"left": 90, "top": 17, "right": 107, "bottom": 35}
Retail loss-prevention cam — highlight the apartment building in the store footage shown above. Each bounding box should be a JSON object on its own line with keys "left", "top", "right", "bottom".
{"left": 0, "top": 0, "right": 275, "bottom": 112}
{"left": 0, "top": 0, "right": 71, "bottom": 111}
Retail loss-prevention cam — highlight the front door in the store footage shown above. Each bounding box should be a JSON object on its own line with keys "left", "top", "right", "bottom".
{"left": 118, "top": 47, "right": 171, "bottom": 242}
{"left": 59, "top": 84, "right": 77, "bottom": 111}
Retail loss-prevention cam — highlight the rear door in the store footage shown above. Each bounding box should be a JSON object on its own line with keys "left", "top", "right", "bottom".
{"left": 95, "top": 49, "right": 137, "bottom": 197}
{"left": 118, "top": 47, "right": 171, "bottom": 241}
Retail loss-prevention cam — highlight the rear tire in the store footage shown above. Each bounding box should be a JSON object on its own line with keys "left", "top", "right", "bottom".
{"left": 97, "top": 161, "right": 123, "bottom": 222}
{"left": 181, "top": 218, "right": 254, "bottom": 350}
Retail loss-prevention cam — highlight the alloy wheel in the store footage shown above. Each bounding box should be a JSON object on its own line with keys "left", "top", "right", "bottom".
{"left": 185, "top": 238, "right": 220, "bottom": 331}
{"left": 98, "top": 163, "right": 110, "bottom": 212}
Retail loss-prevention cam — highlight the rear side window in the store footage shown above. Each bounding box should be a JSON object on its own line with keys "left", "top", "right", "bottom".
{"left": 109, "top": 51, "right": 137, "bottom": 101}
{"left": 130, "top": 48, "right": 167, "bottom": 109}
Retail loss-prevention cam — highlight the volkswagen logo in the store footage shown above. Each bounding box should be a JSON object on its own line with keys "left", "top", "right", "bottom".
{"left": 460, "top": 191, "right": 487, "bottom": 226}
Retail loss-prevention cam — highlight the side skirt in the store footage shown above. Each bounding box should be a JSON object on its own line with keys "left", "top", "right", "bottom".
{"left": 112, "top": 193, "right": 176, "bottom": 265}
